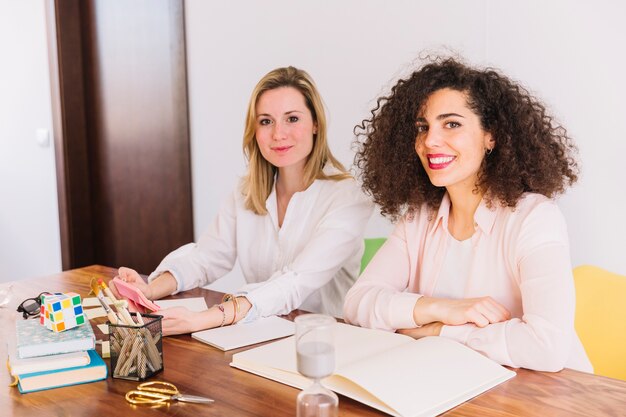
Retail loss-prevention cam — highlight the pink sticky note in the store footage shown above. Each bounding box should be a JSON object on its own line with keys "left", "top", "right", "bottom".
{"left": 111, "top": 278, "right": 161, "bottom": 313}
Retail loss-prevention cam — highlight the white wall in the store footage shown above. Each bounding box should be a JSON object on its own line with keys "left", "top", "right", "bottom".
{"left": 2, "top": 1, "right": 625, "bottom": 285}
{"left": 484, "top": 0, "right": 626, "bottom": 278}
{"left": 185, "top": 0, "right": 489, "bottom": 237}
{"left": 0, "top": 0, "right": 61, "bottom": 283}
{"left": 185, "top": 0, "right": 626, "bottom": 294}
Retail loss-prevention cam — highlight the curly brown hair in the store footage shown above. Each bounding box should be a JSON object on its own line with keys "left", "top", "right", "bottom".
{"left": 354, "top": 57, "right": 579, "bottom": 221}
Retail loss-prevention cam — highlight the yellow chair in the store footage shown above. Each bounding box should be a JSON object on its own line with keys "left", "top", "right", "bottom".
{"left": 360, "top": 238, "right": 387, "bottom": 274}
{"left": 573, "top": 265, "right": 626, "bottom": 381}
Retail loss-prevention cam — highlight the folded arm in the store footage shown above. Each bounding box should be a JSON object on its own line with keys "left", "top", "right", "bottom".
{"left": 440, "top": 242, "right": 576, "bottom": 371}
{"left": 345, "top": 202, "right": 577, "bottom": 372}
{"left": 439, "top": 203, "right": 576, "bottom": 371}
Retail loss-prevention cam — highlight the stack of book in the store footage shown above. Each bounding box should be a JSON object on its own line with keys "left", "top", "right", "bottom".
{"left": 8, "top": 319, "right": 107, "bottom": 393}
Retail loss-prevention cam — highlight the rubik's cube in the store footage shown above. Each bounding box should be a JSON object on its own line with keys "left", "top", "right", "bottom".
{"left": 40, "top": 292, "right": 85, "bottom": 332}
{"left": 39, "top": 292, "right": 62, "bottom": 327}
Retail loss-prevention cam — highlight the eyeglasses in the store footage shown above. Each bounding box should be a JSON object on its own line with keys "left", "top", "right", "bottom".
{"left": 16, "top": 292, "right": 49, "bottom": 319}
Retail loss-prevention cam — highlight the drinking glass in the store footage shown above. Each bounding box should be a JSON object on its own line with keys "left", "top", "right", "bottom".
{"left": 0, "top": 283, "right": 13, "bottom": 308}
{"left": 295, "top": 314, "right": 338, "bottom": 417}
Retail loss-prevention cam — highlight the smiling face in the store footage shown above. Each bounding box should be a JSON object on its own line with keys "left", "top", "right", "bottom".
{"left": 254, "top": 87, "right": 317, "bottom": 173}
{"left": 414, "top": 88, "right": 494, "bottom": 194}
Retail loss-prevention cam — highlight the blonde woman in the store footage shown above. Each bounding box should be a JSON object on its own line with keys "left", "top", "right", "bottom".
{"left": 114, "top": 67, "right": 373, "bottom": 335}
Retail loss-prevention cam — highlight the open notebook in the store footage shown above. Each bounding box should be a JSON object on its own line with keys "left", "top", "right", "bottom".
{"left": 192, "top": 316, "right": 295, "bottom": 351}
{"left": 231, "top": 323, "right": 515, "bottom": 417}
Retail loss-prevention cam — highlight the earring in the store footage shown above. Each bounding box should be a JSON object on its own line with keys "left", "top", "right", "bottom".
{"left": 485, "top": 148, "right": 493, "bottom": 156}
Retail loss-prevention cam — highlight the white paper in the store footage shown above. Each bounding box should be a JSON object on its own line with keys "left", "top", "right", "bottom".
{"left": 192, "top": 316, "right": 295, "bottom": 351}
{"left": 96, "top": 324, "right": 109, "bottom": 335}
{"left": 84, "top": 307, "right": 107, "bottom": 320}
{"left": 82, "top": 297, "right": 112, "bottom": 307}
{"left": 155, "top": 297, "right": 209, "bottom": 312}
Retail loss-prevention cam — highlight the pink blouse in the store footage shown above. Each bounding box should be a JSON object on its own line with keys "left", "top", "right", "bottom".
{"left": 344, "top": 193, "right": 592, "bottom": 372}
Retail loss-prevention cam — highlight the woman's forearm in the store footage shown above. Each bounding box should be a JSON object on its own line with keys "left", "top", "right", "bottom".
{"left": 196, "top": 297, "right": 253, "bottom": 331}
{"left": 412, "top": 296, "right": 440, "bottom": 326}
{"left": 147, "top": 272, "right": 178, "bottom": 299}
{"left": 413, "top": 296, "right": 511, "bottom": 327}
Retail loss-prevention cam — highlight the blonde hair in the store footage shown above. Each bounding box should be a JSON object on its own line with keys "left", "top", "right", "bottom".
{"left": 242, "top": 66, "right": 350, "bottom": 215}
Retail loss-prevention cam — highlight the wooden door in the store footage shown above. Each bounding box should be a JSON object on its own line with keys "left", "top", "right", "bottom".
{"left": 46, "top": 0, "right": 193, "bottom": 274}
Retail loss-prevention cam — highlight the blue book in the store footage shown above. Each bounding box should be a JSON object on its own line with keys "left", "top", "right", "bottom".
{"left": 17, "top": 349, "right": 107, "bottom": 393}
{"left": 16, "top": 319, "right": 95, "bottom": 359}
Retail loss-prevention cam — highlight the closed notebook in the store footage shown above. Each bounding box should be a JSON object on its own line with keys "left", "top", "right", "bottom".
{"left": 192, "top": 316, "right": 295, "bottom": 351}
{"left": 8, "top": 347, "right": 91, "bottom": 376}
{"left": 17, "top": 349, "right": 107, "bottom": 393}
{"left": 231, "top": 323, "right": 516, "bottom": 417}
{"left": 16, "top": 319, "right": 95, "bottom": 359}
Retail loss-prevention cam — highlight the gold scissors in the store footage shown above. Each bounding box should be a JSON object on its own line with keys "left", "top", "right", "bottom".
{"left": 125, "top": 381, "right": 214, "bottom": 405}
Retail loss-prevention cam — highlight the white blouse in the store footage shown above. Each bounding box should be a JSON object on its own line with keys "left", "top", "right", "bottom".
{"left": 433, "top": 237, "right": 473, "bottom": 299}
{"left": 148, "top": 166, "right": 373, "bottom": 319}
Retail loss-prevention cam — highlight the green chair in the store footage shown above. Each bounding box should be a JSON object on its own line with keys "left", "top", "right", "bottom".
{"left": 360, "top": 238, "right": 387, "bottom": 274}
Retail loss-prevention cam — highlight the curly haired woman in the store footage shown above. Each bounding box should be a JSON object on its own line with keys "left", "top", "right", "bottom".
{"left": 344, "top": 57, "right": 592, "bottom": 372}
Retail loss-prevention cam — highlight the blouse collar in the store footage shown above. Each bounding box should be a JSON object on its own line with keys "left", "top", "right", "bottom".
{"left": 265, "top": 163, "right": 339, "bottom": 228}
{"left": 431, "top": 192, "right": 498, "bottom": 237}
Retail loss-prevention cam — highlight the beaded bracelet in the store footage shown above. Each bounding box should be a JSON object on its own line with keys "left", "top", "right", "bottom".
{"left": 222, "top": 294, "right": 241, "bottom": 325}
{"left": 217, "top": 304, "right": 226, "bottom": 327}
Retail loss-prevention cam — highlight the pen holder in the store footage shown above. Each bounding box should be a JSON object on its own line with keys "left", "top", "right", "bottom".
{"left": 109, "top": 313, "right": 163, "bottom": 381}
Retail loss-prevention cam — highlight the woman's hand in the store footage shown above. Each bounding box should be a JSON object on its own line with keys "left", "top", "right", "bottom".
{"left": 157, "top": 306, "right": 199, "bottom": 336}
{"left": 415, "top": 296, "right": 511, "bottom": 328}
{"left": 111, "top": 267, "right": 153, "bottom": 300}
{"left": 397, "top": 322, "right": 444, "bottom": 339}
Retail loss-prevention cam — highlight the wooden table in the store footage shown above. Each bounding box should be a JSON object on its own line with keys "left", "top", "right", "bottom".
{"left": 2, "top": 265, "right": 625, "bottom": 417}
